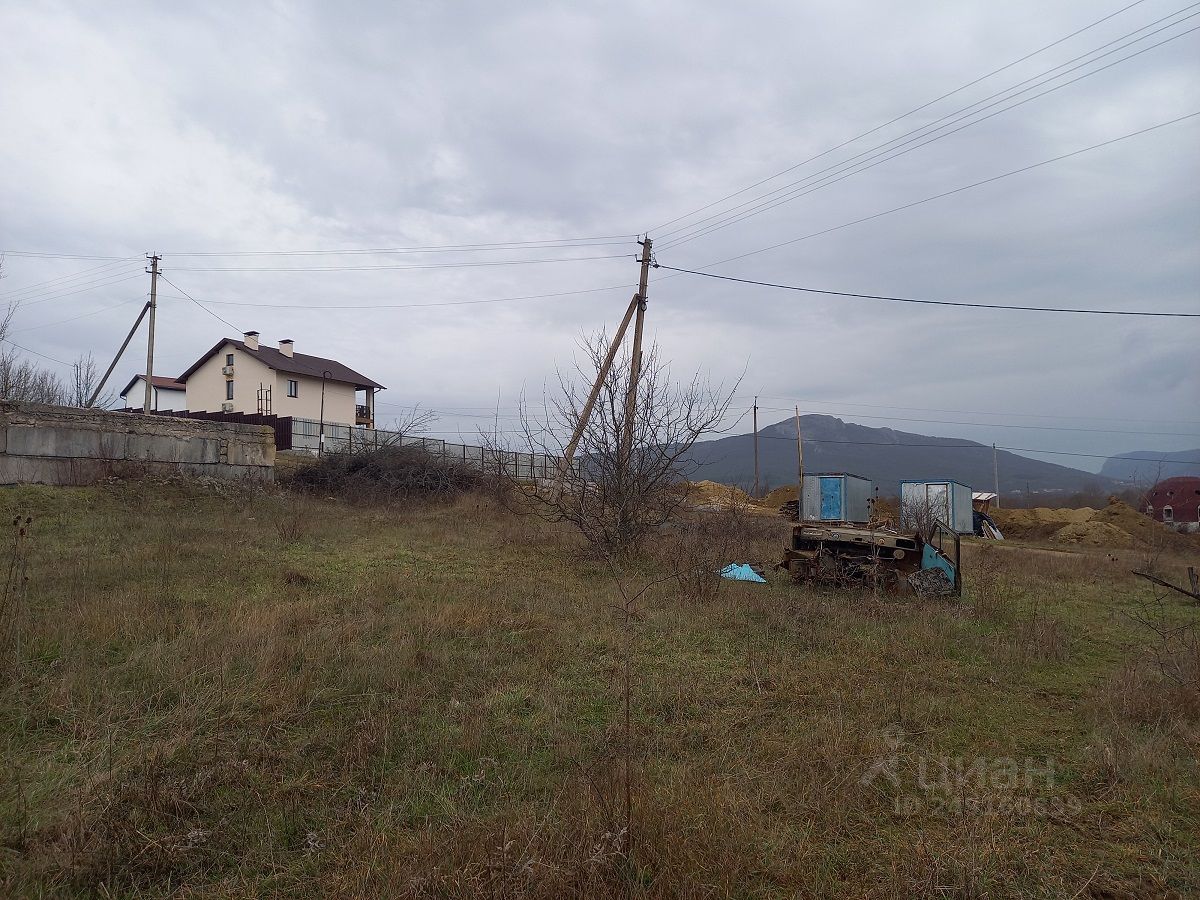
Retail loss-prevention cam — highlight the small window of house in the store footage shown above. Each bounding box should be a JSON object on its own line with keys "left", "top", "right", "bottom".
{"left": 226, "top": 380, "right": 234, "bottom": 401}
{"left": 1162, "top": 506, "right": 1173, "bottom": 523}
{"left": 287, "top": 379, "right": 298, "bottom": 398}
{"left": 226, "top": 353, "right": 234, "bottom": 366}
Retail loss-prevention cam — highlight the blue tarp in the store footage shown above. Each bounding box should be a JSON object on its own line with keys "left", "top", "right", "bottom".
{"left": 720, "top": 563, "right": 767, "bottom": 583}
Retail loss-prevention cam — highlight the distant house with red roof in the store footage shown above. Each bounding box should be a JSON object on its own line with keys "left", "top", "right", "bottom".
{"left": 1145, "top": 476, "right": 1200, "bottom": 533}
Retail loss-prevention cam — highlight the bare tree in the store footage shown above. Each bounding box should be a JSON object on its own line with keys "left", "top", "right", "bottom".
{"left": 0, "top": 303, "right": 67, "bottom": 405}
{"left": 502, "top": 330, "right": 739, "bottom": 555}
{"left": 69, "top": 352, "right": 113, "bottom": 408}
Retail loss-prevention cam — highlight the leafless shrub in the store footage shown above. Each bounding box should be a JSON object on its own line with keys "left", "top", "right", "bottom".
{"left": 70, "top": 352, "right": 115, "bottom": 408}
{"left": 0, "top": 515, "right": 33, "bottom": 678}
{"left": 281, "top": 444, "right": 487, "bottom": 505}
{"left": 1123, "top": 594, "right": 1200, "bottom": 716}
{"left": 497, "top": 330, "right": 739, "bottom": 556}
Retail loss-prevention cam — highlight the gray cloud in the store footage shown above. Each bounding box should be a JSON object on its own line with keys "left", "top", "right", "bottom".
{"left": 1, "top": 0, "right": 1197, "bottom": 468}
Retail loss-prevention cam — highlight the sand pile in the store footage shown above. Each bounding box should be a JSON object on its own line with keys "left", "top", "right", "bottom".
{"left": 759, "top": 485, "right": 799, "bottom": 509}
{"left": 687, "top": 481, "right": 751, "bottom": 508}
{"left": 992, "top": 506, "right": 1095, "bottom": 540}
{"left": 1051, "top": 520, "right": 1133, "bottom": 548}
{"left": 991, "top": 498, "right": 1195, "bottom": 549}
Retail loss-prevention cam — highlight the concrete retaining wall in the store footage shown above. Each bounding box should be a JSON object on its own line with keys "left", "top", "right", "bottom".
{"left": 0, "top": 402, "right": 275, "bottom": 485}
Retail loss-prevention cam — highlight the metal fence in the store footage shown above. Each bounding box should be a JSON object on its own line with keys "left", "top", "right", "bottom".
{"left": 288, "top": 417, "right": 561, "bottom": 480}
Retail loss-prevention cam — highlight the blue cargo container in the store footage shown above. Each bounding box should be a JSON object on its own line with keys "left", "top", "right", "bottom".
{"left": 800, "top": 472, "right": 874, "bottom": 523}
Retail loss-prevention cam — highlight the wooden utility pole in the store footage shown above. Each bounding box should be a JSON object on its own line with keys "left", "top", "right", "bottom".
{"left": 992, "top": 443, "right": 1000, "bottom": 509}
{"left": 619, "top": 237, "right": 653, "bottom": 470}
{"left": 142, "top": 254, "right": 160, "bottom": 413}
{"left": 752, "top": 397, "right": 760, "bottom": 499}
{"left": 794, "top": 406, "right": 804, "bottom": 520}
{"left": 552, "top": 292, "right": 640, "bottom": 493}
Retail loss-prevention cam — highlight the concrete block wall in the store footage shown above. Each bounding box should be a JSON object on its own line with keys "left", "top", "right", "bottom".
{"left": 0, "top": 402, "right": 275, "bottom": 485}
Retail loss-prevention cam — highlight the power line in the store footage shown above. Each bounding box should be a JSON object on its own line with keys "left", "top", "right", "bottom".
{"left": 0, "top": 338, "right": 72, "bottom": 367}
{"left": 0, "top": 251, "right": 140, "bottom": 261}
{"left": 746, "top": 429, "right": 1200, "bottom": 465}
{"left": 157, "top": 275, "right": 242, "bottom": 332}
{"left": 747, "top": 403, "right": 1199, "bottom": 437}
{"left": 655, "top": 263, "right": 1200, "bottom": 317}
{"left": 658, "top": 14, "right": 1200, "bottom": 250}
{"left": 153, "top": 281, "right": 633, "bottom": 310}
{"left": 745, "top": 394, "right": 1200, "bottom": 427}
{"left": 681, "top": 110, "right": 1200, "bottom": 270}
{"left": 160, "top": 235, "right": 638, "bottom": 256}
{"left": 0, "top": 258, "right": 138, "bottom": 300}
{"left": 648, "top": 0, "right": 1153, "bottom": 234}
{"left": 9, "top": 297, "right": 145, "bottom": 334}
{"left": 163, "top": 253, "right": 630, "bottom": 273}
{"left": 1, "top": 271, "right": 146, "bottom": 307}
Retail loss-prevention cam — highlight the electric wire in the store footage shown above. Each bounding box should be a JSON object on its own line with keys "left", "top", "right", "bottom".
{"left": 658, "top": 16, "right": 1200, "bottom": 250}
{"left": 0, "top": 338, "right": 72, "bottom": 367}
{"left": 0, "top": 272, "right": 146, "bottom": 307}
{"left": 0, "top": 258, "right": 138, "bottom": 301}
{"left": 160, "top": 236, "right": 638, "bottom": 256}
{"left": 676, "top": 110, "right": 1200, "bottom": 270}
{"left": 648, "top": 0, "right": 1153, "bottom": 234}
{"left": 9, "top": 297, "right": 146, "bottom": 334}
{"left": 152, "top": 282, "right": 634, "bottom": 310}
{"left": 744, "top": 395, "right": 1200, "bottom": 427}
{"left": 164, "top": 253, "right": 631, "bottom": 273}
{"left": 655, "top": 263, "right": 1199, "bottom": 317}
{"left": 158, "top": 275, "right": 242, "bottom": 332}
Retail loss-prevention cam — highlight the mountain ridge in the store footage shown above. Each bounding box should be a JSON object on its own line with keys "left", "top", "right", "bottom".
{"left": 679, "top": 414, "right": 1120, "bottom": 496}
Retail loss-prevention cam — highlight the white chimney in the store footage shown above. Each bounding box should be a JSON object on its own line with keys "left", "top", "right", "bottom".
{"left": 279, "top": 338, "right": 294, "bottom": 358}
{"left": 244, "top": 330, "right": 260, "bottom": 351}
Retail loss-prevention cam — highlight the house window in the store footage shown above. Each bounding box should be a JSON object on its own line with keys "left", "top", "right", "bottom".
{"left": 287, "top": 379, "right": 298, "bottom": 398}
{"left": 1162, "top": 506, "right": 1173, "bottom": 523}
{"left": 226, "top": 380, "right": 234, "bottom": 401}
{"left": 225, "top": 353, "right": 234, "bottom": 366}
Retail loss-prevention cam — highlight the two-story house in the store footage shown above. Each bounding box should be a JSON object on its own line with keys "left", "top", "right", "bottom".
{"left": 177, "top": 331, "right": 384, "bottom": 427}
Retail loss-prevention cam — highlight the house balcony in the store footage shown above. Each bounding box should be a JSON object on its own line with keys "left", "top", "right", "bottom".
{"left": 356, "top": 404, "right": 373, "bottom": 427}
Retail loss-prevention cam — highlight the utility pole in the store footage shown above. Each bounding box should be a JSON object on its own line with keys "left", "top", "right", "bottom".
{"left": 619, "top": 236, "right": 653, "bottom": 471}
{"left": 752, "top": 397, "right": 760, "bottom": 499}
{"left": 794, "top": 406, "right": 804, "bottom": 520}
{"left": 142, "top": 254, "right": 160, "bottom": 413}
{"left": 992, "top": 443, "right": 1001, "bottom": 509}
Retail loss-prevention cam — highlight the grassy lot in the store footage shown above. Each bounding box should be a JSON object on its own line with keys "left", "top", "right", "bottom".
{"left": 0, "top": 480, "right": 1196, "bottom": 898}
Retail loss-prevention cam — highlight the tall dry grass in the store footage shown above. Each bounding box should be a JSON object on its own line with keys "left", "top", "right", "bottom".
{"left": 0, "top": 483, "right": 1195, "bottom": 898}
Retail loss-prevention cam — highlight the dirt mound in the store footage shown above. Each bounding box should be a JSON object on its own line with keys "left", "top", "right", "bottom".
{"left": 759, "top": 485, "right": 799, "bottom": 509}
{"left": 992, "top": 506, "right": 1094, "bottom": 539}
{"left": 1051, "top": 520, "right": 1133, "bottom": 548}
{"left": 1087, "top": 497, "right": 1198, "bottom": 550}
{"left": 996, "top": 497, "right": 1197, "bottom": 550}
{"left": 688, "top": 480, "right": 751, "bottom": 507}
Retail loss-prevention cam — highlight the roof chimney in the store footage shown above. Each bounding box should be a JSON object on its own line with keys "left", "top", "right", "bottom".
{"left": 279, "top": 338, "right": 294, "bottom": 358}
{"left": 243, "top": 330, "right": 259, "bottom": 351}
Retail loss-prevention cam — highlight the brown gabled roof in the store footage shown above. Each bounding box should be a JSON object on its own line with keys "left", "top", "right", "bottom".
{"left": 176, "top": 339, "right": 385, "bottom": 391}
{"left": 119, "top": 374, "right": 186, "bottom": 398}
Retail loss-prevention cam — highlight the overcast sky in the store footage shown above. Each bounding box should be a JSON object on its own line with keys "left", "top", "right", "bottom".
{"left": 1, "top": 0, "right": 1197, "bottom": 473}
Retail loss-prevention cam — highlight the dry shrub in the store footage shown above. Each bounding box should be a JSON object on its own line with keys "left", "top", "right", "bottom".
{"left": 650, "top": 504, "right": 783, "bottom": 603}
{"left": 1011, "top": 599, "right": 1072, "bottom": 663}
{"left": 281, "top": 445, "right": 486, "bottom": 505}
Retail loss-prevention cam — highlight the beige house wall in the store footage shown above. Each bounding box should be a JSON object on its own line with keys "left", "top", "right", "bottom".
{"left": 271, "top": 371, "right": 356, "bottom": 424}
{"left": 184, "top": 341, "right": 359, "bottom": 425}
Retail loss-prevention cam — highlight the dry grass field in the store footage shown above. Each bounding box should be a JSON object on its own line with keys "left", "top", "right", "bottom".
{"left": 0, "top": 479, "right": 1197, "bottom": 898}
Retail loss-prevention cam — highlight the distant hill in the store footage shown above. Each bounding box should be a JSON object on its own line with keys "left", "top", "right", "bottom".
{"left": 1100, "top": 449, "right": 1200, "bottom": 483}
{"left": 680, "top": 414, "right": 1120, "bottom": 496}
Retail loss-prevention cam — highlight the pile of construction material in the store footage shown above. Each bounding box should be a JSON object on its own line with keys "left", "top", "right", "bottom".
{"left": 992, "top": 498, "right": 1197, "bottom": 549}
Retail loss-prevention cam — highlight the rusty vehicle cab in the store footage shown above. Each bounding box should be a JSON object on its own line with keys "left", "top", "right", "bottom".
{"left": 781, "top": 521, "right": 960, "bottom": 596}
